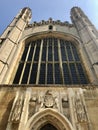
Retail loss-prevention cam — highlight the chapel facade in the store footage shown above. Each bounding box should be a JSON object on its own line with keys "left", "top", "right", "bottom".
{"left": 0, "top": 7, "right": 98, "bottom": 130}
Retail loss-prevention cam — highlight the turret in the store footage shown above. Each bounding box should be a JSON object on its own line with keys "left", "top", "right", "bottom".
{"left": 71, "top": 7, "right": 98, "bottom": 80}
{"left": 0, "top": 7, "right": 32, "bottom": 83}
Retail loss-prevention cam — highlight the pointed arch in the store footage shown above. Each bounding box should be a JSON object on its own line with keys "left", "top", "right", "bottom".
{"left": 25, "top": 108, "right": 74, "bottom": 130}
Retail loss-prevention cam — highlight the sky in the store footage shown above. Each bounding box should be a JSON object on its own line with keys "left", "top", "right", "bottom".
{"left": 0, "top": 0, "right": 98, "bottom": 35}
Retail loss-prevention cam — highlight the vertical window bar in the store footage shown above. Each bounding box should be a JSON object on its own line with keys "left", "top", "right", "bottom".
{"left": 27, "top": 42, "right": 34, "bottom": 61}
{"left": 58, "top": 39, "right": 65, "bottom": 84}
{"left": 48, "top": 38, "right": 53, "bottom": 61}
{"left": 21, "top": 63, "right": 31, "bottom": 84}
{"left": 29, "top": 63, "right": 38, "bottom": 84}
{"left": 13, "top": 63, "right": 24, "bottom": 84}
{"left": 66, "top": 42, "right": 73, "bottom": 61}
{"left": 36, "top": 39, "right": 43, "bottom": 84}
{"left": 27, "top": 42, "right": 37, "bottom": 84}
{"left": 19, "top": 43, "right": 31, "bottom": 84}
{"left": 21, "top": 45, "right": 29, "bottom": 61}
{"left": 34, "top": 40, "right": 40, "bottom": 61}
{"left": 60, "top": 40, "right": 67, "bottom": 61}
{"left": 42, "top": 38, "right": 47, "bottom": 61}
{"left": 54, "top": 38, "right": 59, "bottom": 61}
{"left": 72, "top": 44, "right": 80, "bottom": 61}
{"left": 64, "top": 41, "right": 73, "bottom": 84}
{"left": 45, "top": 39, "right": 48, "bottom": 84}
{"left": 52, "top": 38, "right": 55, "bottom": 84}
{"left": 69, "top": 41, "right": 75, "bottom": 61}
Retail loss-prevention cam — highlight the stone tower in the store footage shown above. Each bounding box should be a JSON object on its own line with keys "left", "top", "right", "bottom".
{"left": 0, "top": 7, "right": 98, "bottom": 130}
{"left": 0, "top": 7, "right": 32, "bottom": 83}
{"left": 71, "top": 7, "right": 98, "bottom": 81}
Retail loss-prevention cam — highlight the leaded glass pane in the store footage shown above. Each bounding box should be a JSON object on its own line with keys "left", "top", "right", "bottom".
{"left": 66, "top": 44, "right": 73, "bottom": 61}
{"left": 27, "top": 47, "right": 34, "bottom": 61}
{"left": 48, "top": 45, "right": 52, "bottom": 61}
{"left": 54, "top": 63, "right": 62, "bottom": 84}
{"left": 21, "top": 63, "right": 31, "bottom": 84}
{"left": 39, "top": 63, "right": 46, "bottom": 84}
{"left": 47, "top": 63, "right": 53, "bottom": 84}
{"left": 76, "top": 63, "right": 88, "bottom": 84}
{"left": 34, "top": 46, "right": 40, "bottom": 61}
{"left": 72, "top": 46, "right": 80, "bottom": 61}
{"left": 61, "top": 47, "right": 67, "bottom": 61}
{"left": 21, "top": 47, "right": 28, "bottom": 61}
{"left": 29, "top": 63, "right": 38, "bottom": 84}
{"left": 54, "top": 46, "right": 59, "bottom": 61}
{"left": 63, "top": 63, "right": 71, "bottom": 84}
{"left": 42, "top": 47, "right": 47, "bottom": 61}
{"left": 13, "top": 63, "right": 24, "bottom": 84}
{"left": 70, "top": 63, "right": 79, "bottom": 84}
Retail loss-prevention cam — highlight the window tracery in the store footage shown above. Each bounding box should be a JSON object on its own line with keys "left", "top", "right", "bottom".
{"left": 13, "top": 37, "right": 88, "bottom": 85}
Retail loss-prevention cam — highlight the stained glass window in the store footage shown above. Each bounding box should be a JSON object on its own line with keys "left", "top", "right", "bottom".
{"left": 13, "top": 37, "right": 89, "bottom": 85}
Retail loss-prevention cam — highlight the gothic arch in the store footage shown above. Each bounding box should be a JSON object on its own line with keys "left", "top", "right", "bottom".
{"left": 23, "top": 31, "right": 81, "bottom": 47}
{"left": 24, "top": 108, "right": 74, "bottom": 130}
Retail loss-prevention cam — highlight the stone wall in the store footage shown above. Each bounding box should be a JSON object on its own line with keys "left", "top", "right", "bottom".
{"left": 0, "top": 85, "right": 98, "bottom": 130}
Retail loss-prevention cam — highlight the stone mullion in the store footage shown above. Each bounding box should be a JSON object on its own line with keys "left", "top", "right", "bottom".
{"left": 52, "top": 39, "right": 55, "bottom": 84}
{"left": 19, "top": 44, "right": 31, "bottom": 84}
{"left": 65, "top": 43, "right": 73, "bottom": 84}
{"left": 45, "top": 39, "right": 48, "bottom": 84}
{"left": 36, "top": 40, "right": 43, "bottom": 84}
{"left": 27, "top": 42, "right": 37, "bottom": 84}
{"left": 58, "top": 39, "right": 64, "bottom": 84}
{"left": 70, "top": 42, "right": 81, "bottom": 84}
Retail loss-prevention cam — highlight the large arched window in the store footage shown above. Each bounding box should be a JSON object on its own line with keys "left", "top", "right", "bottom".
{"left": 13, "top": 37, "right": 88, "bottom": 85}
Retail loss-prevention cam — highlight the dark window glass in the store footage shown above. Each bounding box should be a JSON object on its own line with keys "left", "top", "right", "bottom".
{"left": 70, "top": 63, "right": 79, "bottom": 84}
{"left": 42, "top": 47, "right": 47, "bottom": 61}
{"left": 55, "top": 63, "right": 62, "bottom": 84}
{"left": 21, "top": 47, "right": 28, "bottom": 61}
{"left": 54, "top": 46, "right": 59, "bottom": 61}
{"left": 13, "top": 37, "right": 89, "bottom": 85}
{"left": 27, "top": 47, "right": 34, "bottom": 61}
{"left": 54, "top": 38, "right": 58, "bottom": 46}
{"left": 39, "top": 63, "right": 46, "bottom": 84}
{"left": 66, "top": 44, "right": 73, "bottom": 61}
{"left": 61, "top": 47, "right": 67, "bottom": 61}
{"left": 63, "top": 63, "right": 71, "bottom": 84}
{"left": 29, "top": 63, "right": 38, "bottom": 84}
{"left": 47, "top": 63, "right": 53, "bottom": 84}
{"left": 34, "top": 46, "right": 40, "bottom": 61}
{"left": 13, "top": 63, "right": 24, "bottom": 84}
{"left": 48, "top": 45, "right": 52, "bottom": 61}
{"left": 72, "top": 46, "right": 80, "bottom": 61}
{"left": 21, "top": 63, "right": 31, "bottom": 84}
{"left": 76, "top": 63, "right": 88, "bottom": 84}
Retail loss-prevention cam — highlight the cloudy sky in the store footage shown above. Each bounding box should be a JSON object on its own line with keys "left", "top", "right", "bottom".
{"left": 0, "top": 0, "right": 98, "bottom": 34}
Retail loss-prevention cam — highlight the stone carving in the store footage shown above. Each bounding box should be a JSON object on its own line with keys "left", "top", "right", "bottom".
{"left": 62, "top": 96, "right": 70, "bottom": 120}
{"left": 38, "top": 90, "right": 59, "bottom": 110}
{"left": 44, "top": 90, "right": 55, "bottom": 108}
{"left": 74, "top": 92, "right": 87, "bottom": 122}
{"left": 11, "top": 97, "right": 23, "bottom": 123}
{"left": 29, "top": 96, "right": 37, "bottom": 118}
